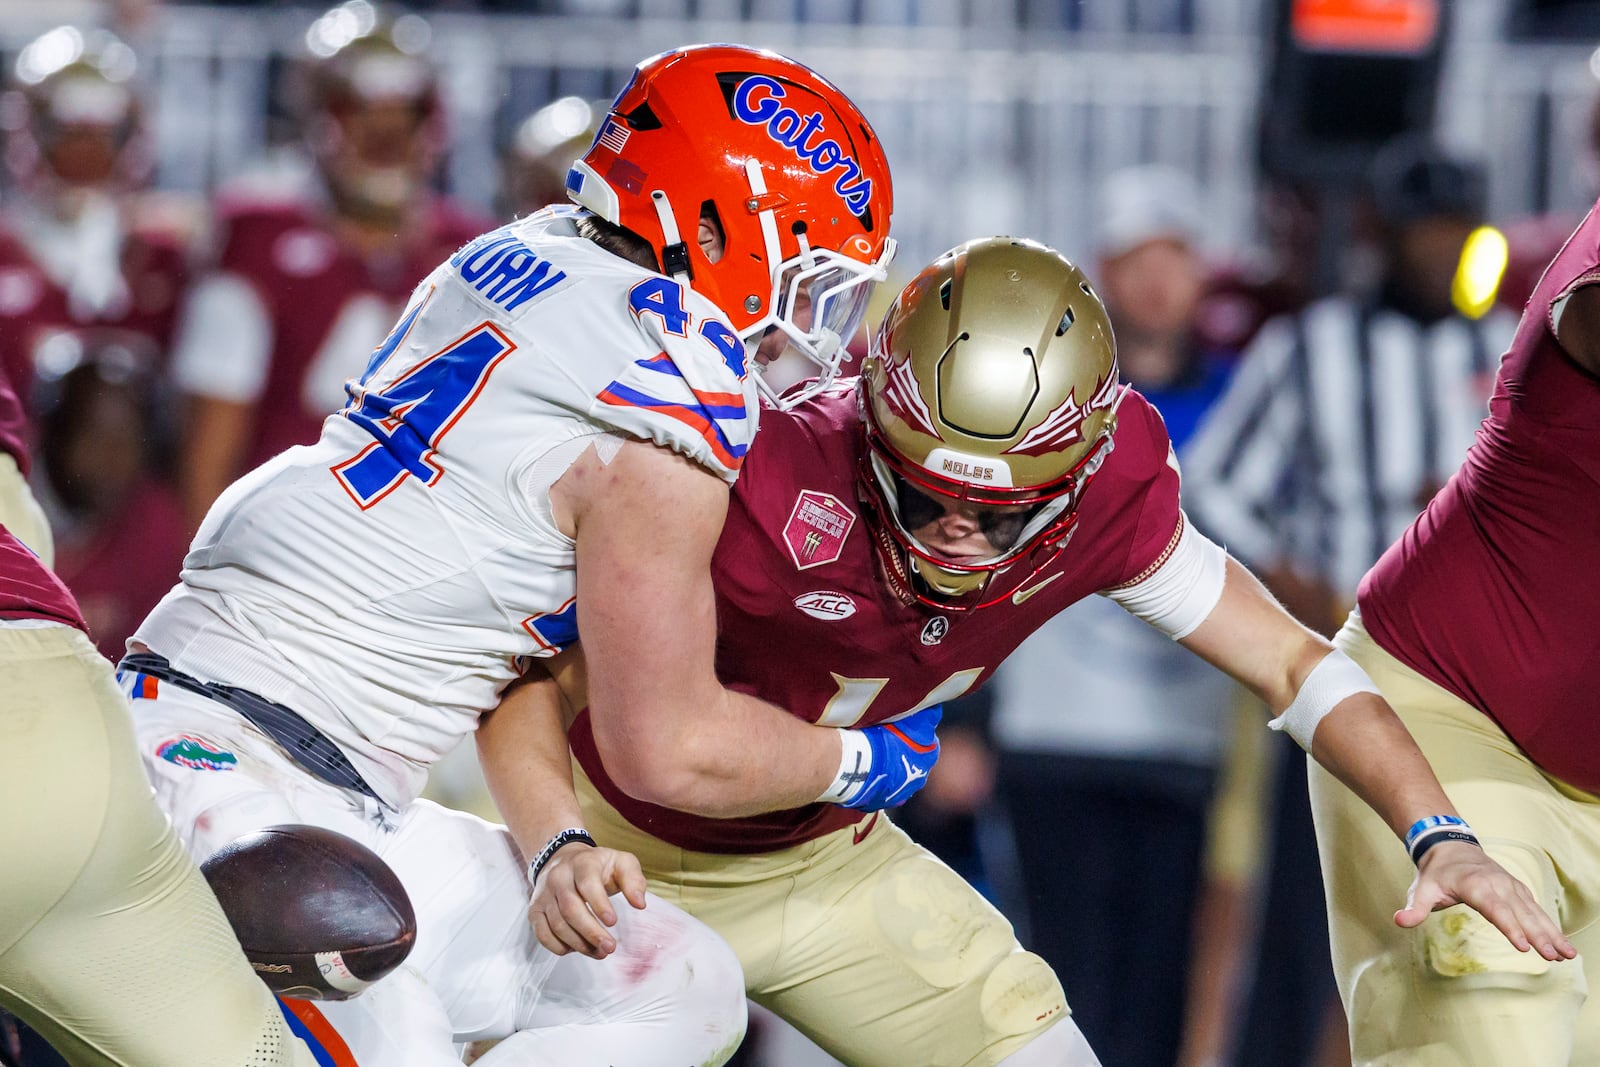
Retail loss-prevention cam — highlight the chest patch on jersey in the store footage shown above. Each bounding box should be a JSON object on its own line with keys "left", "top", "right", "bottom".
{"left": 794, "top": 590, "right": 857, "bottom": 620}
{"left": 784, "top": 490, "right": 856, "bottom": 570}
{"left": 920, "top": 617, "right": 949, "bottom": 645}
{"left": 156, "top": 734, "right": 238, "bottom": 772}
{"left": 0, "top": 266, "right": 45, "bottom": 315}
{"left": 273, "top": 229, "right": 339, "bottom": 277}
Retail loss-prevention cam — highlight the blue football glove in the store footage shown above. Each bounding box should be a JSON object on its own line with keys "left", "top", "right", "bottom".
{"left": 825, "top": 703, "right": 943, "bottom": 811}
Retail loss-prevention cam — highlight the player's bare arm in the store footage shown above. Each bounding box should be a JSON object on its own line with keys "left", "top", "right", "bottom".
{"left": 1554, "top": 276, "right": 1600, "bottom": 377}
{"left": 551, "top": 437, "right": 850, "bottom": 817}
{"left": 1179, "top": 556, "right": 1576, "bottom": 962}
{"left": 178, "top": 394, "right": 257, "bottom": 531}
{"left": 478, "top": 664, "right": 647, "bottom": 960}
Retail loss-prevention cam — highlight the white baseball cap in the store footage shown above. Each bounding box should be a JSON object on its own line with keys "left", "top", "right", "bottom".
{"left": 1095, "top": 164, "right": 1206, "bottom": 260}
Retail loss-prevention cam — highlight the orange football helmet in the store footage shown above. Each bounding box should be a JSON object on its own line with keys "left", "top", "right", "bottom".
{"left": 567, "top": 44, "right": 896, "bottom": 408}
{"left": 859, "top": 237, "right": 1125, "bottom": 610}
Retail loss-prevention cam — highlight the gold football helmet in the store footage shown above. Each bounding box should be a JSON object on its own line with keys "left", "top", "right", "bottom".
{"left": 859, "top": 236, "right": 1124, "bottom": 609}
{"left": 2, "top": 26, "right": 146, "bottom": 195}
{"left": 298, "top": 1, "right": 444, "bottom": 220}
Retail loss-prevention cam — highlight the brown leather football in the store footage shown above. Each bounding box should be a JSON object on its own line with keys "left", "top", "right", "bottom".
{"left": 200, "top": 824, "right": 417, "bottom": 1001}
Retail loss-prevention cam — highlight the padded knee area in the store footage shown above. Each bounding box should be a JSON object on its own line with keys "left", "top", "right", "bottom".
{"left": 1421, "top": 906, "right": 1555, "bottom": 982}
{"left": 980, "top": 950, "right": 1068, "bottom": 1041}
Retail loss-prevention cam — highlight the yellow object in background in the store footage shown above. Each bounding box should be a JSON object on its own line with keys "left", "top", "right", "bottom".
{"left": 1453, "top": 225, "right": 1509, "bottom": 319}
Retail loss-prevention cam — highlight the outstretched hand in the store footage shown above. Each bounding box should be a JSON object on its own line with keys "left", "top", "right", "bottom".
{"left": 529, "top": 844, "right": 649, "bottom": 959}
{"left": 1395, "top": 840, "right": 1576, "bottom": 962}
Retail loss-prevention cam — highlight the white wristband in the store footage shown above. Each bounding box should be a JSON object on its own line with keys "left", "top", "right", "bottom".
{"left": 816, "top": 729, "right": 873, "bottom": 804}
{"left": 1268, "top": 648, "right": 1382, "bottom": 751}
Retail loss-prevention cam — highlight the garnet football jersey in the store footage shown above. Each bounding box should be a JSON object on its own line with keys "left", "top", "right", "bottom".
{"left": 569, "top": 381, "right": 1182, "bottom": 852}
{"left": 0, "top": 364, "right": 27, "bottom": 475}
{"left": 170, "top": 192, "right": 491, "bottom": 471}
{"left": 0, "top": 525, "right": 84, "bottom": 631}
{"left": 0, "top": 198, "right": 189, "bottom": 412}
{"left": 135, "top": 210, "right": 760, "bottom": 808}
{"left": 1360, "top": 199, "right": 1600, "bottom": 792}
{"left": 53, "top": 477, "right": 189, "bottom": 662}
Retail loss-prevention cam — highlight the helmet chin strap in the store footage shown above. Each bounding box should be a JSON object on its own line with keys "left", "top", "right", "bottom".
{"left": 743, "top": 159, "right": 784, "bottom": 299}
{"left": 649, "top": 189, "right": 692, "bottom": 283}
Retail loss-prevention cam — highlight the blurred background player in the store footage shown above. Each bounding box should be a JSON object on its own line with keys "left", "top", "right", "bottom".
{"left": 30, "top": 331, "right": 185, "bottom": 663}
{"left": 498, "top": 94, "right": 602, "bottom": 220}
{"left": 1310, "top": 194, "right": 1600, "bottom": 1065}
{"left": 170, "top": 0, "right": 490, "bottom": 529}
{"left": 0, "top": 25, "right": 195, "bottom": 418}
{"left": 0, "top": 361, "right": 322, "bottom": 1067}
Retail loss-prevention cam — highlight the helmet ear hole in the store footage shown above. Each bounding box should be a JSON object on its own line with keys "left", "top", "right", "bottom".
{"left": 698, "top": 199, "right": 726, "bottom": 262}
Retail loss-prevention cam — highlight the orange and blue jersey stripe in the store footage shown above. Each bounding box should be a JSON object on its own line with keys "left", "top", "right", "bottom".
{"left": 278, "top": 997, "right": 361, "bottom": 1067}
{"left": 597, "top": 355, "right": 749, "bottom": 470}
{"left": 114, "top": 669, "right": 159, "bottom": 700}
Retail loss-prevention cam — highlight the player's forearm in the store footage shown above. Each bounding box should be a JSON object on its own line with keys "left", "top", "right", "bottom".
{"left": 1308, "top": 694, "right": 1461, "bottom": 841}
{"left": 594, "top": 686, "right": 840, "bottom": 818}
{"left": 476, "top": 676, "right": 590, "bottom": 862}
{"left": 179, "top": 395, "right": 255, "bottom": 531}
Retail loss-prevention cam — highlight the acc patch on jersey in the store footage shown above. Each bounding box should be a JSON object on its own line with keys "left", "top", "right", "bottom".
{"left": 784, "top": 490, "right": 855, "bottom": 570}
{"left": 794, "top": 590, "right": 857, "bottom": 620}
{"left": 156, "top": 734, "right": 238, "bottom": 772}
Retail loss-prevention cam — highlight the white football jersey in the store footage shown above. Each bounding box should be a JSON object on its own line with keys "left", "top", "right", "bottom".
{"left": 134, "top": 210, "right": 759, "bottom": 807}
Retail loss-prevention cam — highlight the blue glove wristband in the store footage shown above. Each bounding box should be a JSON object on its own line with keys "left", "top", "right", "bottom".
{"left": 826, "top": 704, "right": 943, "bottom": 811}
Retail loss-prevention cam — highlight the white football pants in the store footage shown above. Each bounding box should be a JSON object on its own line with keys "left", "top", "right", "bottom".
{"left": 128, "top": 682, "right": 746, "bottom": 1067}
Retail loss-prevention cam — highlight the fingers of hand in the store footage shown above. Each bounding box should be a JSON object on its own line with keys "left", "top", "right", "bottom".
{"left": 617, "top": 852, "right": 648, "bottom": 909}
{"left": 554, "top": 881, "right": 616, "bottom": 957}
{"left": 1505, "top": 880, "right": 1576, "bottom": 960}
{"left": 574, "top": 865, "right": 619, "bottom": 929}
{"left": 530, "top": 908, "right": 569, "bottom": 957}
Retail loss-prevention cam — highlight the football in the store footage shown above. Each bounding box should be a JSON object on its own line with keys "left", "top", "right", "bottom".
{"left": 200, "top": 824, "right": 417, "bottom": 1001}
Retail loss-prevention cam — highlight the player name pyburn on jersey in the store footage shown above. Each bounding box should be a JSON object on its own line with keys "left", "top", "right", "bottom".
{"left": 449, "top": 230, "right": 568, "bottom": 313}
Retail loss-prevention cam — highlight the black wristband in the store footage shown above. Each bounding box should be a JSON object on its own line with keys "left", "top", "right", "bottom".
{"left": 528, "top": 827, "right": 597, "bottom": 885}
{"left": 1410, "top": 828, "right": 1481, "bottom": 866}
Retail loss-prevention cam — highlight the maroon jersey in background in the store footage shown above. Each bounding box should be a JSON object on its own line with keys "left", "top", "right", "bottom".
{"left": 0, "top": 362, "right": 28, "bottom": 474}
{"left": 0, "top": 524, "right": 85, "bottom": 631}
{"left": 0, "top": 207, "right": 190, "bottom": 411}
{"left": 569, "top": 383, "right": 1183, "bottom": 853}
{"left": 1360, "top": 198, "right": 1600, "bottom": 793}
{"left": 197, "top": 194, "right": 490, "bottom": 471}
{"left": 52, "top": 477, "right": 188, "bottom": 661}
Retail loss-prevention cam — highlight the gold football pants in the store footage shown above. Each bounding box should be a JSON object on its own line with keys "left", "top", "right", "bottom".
{"left": 0, "top": 623, "right": 318, "bottom": 1067}
{"left": 1310, "top": 613, "right": 1600, "bottom": 1067}
{"left": 576, "top": 763, "right": 1070, "bottom": 1067}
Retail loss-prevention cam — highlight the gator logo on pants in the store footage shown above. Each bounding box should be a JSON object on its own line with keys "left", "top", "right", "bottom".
{"left": 156, "top": 734, "right": 238, "bottom": 771}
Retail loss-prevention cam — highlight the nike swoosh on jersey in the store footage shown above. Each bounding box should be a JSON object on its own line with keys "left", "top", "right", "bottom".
{"left": 1011, "top": 572, "right": 1064, "bottom": 605}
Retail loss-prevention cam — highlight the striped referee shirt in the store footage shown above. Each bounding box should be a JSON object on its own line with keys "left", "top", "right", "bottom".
{"left": 1180, "top": 295, "right": 1516, "bottom": 597}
